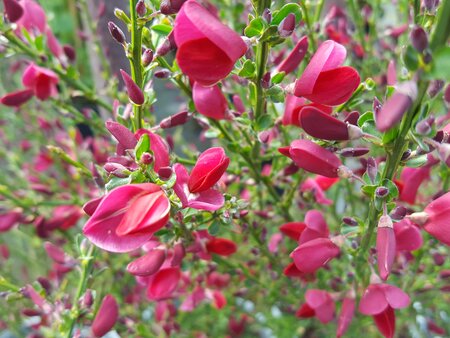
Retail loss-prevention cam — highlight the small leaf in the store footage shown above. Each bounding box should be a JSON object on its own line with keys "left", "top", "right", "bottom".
{"left": 238, "top": 59, "right": 256, "bottom": 78}
{"left": 357, "top": 111, "right": 374, "bottom": 127}
{"left": 151, "top": 24, "right": 172, "bottom": 35}
{"left": 405, "top": 155, "right": 428, "bottom": 168}
{"left": 271, "top": 72, "right": 286, "bottom": 84}
{"left": 135, "top": 133, "right": 150, "bottom": 161}
{"left": 105, "top": 176, "right": 131, "bottom": 192}
{"left": 208, "top": 220, "right": 221, "bottom": 236}
{"left": 429, "top": 46, "right": 450, "bottom": 80}
{"left": 244, "top": 17, "right": 265, "bottom": 38}
{"left": 272, "top": 3, "right": 302, "bottom": 25}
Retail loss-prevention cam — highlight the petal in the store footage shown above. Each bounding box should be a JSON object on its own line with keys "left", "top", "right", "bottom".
{"left": 106, "top": 121, "right": 137, "bottom": 153}
{"left": 188, "top": 189, "right": 225, "bottom": 211}
{"left": 120, "top": 69, "right": 144, "bottom": 105}
{"left": 291, "top": 238, "right": 339, "bottom": 273}
{"left": 423, "top": 192, "right": 450, "bottom": 246}
{"left": 358, "top": 284, "right": 388, "bottom": 315}
{"left": 376, "top": 92, "right": 412, "bottom": 132}
{"left": 304, "top": 66, "right": 360, "bottom": 106}
{"left": 126, "top": 249, "right": 166, "bottom": 276}
{"left": 300, "top": 106, "right": 350, "bottom": 140}
{"left": 192, "top": 82, "right": 228, "bottom": 120}
{"left": 173, "top": 163, "right": 190, "bottom": 207}
{"left": 394, "top": 219, "right": 423, "bottom": 252}
{"left": 377, "top": 226, "right": 396, "bottom": 281}
{"left": 279, "top": 222, "right": 306, "bottom": 241}
{"left": 0, "top": 89, "right": 34, "bottom": 107}
{"left": 304, "top": 210, "right": 329, "bottom": 237}
{"left": 382, "top": 284, "right": 410, "bottom": 309}
{"left": 277, "top": 36, "right": 309, "bottom": 74}
{"left": 337, "top": 297, "right": 355, "bottom": 338}
{"left": 373, "top": 307, "right": 396, "bottom": 338}
{"left": 4, "top": 0, "right": 24, "bottom": 22}
{"left": 399, "top": 167, "right": 431, "bottom": 204}
{"left": 206, "top": 238, "right": 237, "bottom": 256}
{"left": 147, "top": 267, "right": 181, "bottom": 300}
{"left": 92, "top": 295, "right": 119, "bottom": 338}
{"left": 305, "top": 289, "right": 331, "bottom": 308}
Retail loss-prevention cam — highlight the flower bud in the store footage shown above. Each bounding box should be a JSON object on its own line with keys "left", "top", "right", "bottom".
{"left": 140, "top": 152, "right": 153, "bottom": 165}
{"left": 108, "top": 22, "right": 126, "bottom": 45}
{"left": 428, "top": 80, "right": 444, "bottom": 98}
{"left": 158, "top": 166, "right": 173, "bottom": 180}
{"left": 114, "top": 8, "right": 130, "bottom": 24}
{"left": 377, "top": 215, "right": 395, "bottom": 281}
{"left": 438, "top": 143, "right": 450, "bottom": 166}
{"left": 82, "top": 289, "right": 94, "bottom": 308}
{"left": 415, "top": 116, "right": 434, "bottom": 135}
{"left": 159, "top": 111, "right": 191, "bottom": 129}
{"left": 261, "top": 72, "right": 271, "bottom": 89}
{"left": 136, "top": 0, "right": 146, "bottom": 17}
{"left": 424, "top": 0, "right": 438, "bottom": 11}
{"left": 154, "top": 69, "right": 171, "bottom": 78}
{"left": 156, "top": 33, "right": 176, "bottom": 57}
{"left": 63, "top": 45, "right": 76, "bottom": 62}
{"left": 340, "top": 147, "right": 370, "bottom": 157}
{"left": 278, "top": 13, "right": 296, "bottom": 38}
{"left": 401, "top": 149, "right": 412, "bottom": 161}
{"left": 262, "top": 8, "right": 272, "bottom": 23}
{"left": 411, "top": 26, "right": 428, "bottom": 53}
{"left": 142, "top": 49, "right": 154, "bottom": 67}
{"left": 342, "top": 216, "right": 358, "bottom": 226}
{"left": 375, "top": 186, "right": 389, "bottom": 198}
{"left": 189, "top": 148, "right": 230, "bottom": 192}
{"left": 367, "top": 157, "right": 377, "bottom": 183}
{"left": 92, "top": 295, "right": 119, "bottom": 337}
{"left": 120, "top": 69, "right": 144, "bottom": 105}
{"left": 445, "top": 85, "right": 450, "bottom": 104}
{"left": 390, "top": 206, "right": 407, "bottom": 220}
{"left": 126, "top": 249, "right": 166, "bottom": 276}
{"left": 258, "top": 131, "right": 270, "bottom": 144}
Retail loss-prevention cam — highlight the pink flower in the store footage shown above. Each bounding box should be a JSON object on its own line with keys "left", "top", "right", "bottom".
{"left": 15, "top": 0, "right": 47, "bottom": 34}
{"left": 135, "top": 129, "right": 170, "bottom": 172}
{"left": 294, "top": 40, "right": 360, "bottom": 106}
{"left": 399, "top": 166, "right": 431, "bottom": 204}
{"left": 120, "top": 69, "right": 144, "bottom": 105}
{"left": 277, "top": 36, "right": 308, "bottom": 74}
{"left": 92, "top": 295, "right": 119, "bottom": 338}
{"left": 337, "top": 296, "right": 355, "bottom": 338}
{"left": 279, "top": 139, "right": 342, "bottom": 178}
{"left": 192, "top": 82, "right": 227, "bottom": 120}
{"left": 173, "top": 0, "right": 247, "bottom": 85}
{"left": 296, "top": 289, "right": 335, "bottom": 323}
{"left": 359, "top": 283, "right": 410, "bottom": 338}
{"left": 299, "top": 209, "right": 330, "bottom": 244}
{"left": 393, "top": 219, "right": 423, "bottom": 252}
{"left": 291, "top": 237, "right": 340, "bottom": 273}
{"left": 173, "top": 163, "right": 224, "bottom": 211}
{"left": 279, "top": 222, "right": 306, "bottom": 241}
{"left": 83, "top": 183, "right": 170, "bottom": 253}
{"left": 282, "top": 94, "right": 332, "bottom": 127}
{"left": 0, "top": 210, "right": 22, "bottom": 232}
{"left": 126, "top": 249, "right": 166, "bottom": 276}
{"left": 409, "top": 192, "right": 450, "bottom": 246}
{"left": 188, "top": 147, "right": 229, "bottom": 193}
{"left": 22, "top": 63, "right": 59, "bottom": 100}
{"left": 376, "top": 216, "right": 396, "bottom": 281}
{"left": 300, "top": 176, "right": 338, "bottom": 205}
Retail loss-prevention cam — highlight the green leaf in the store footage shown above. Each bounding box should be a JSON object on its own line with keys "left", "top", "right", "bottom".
{"left": 272, "top": 4, "right": 302, "bottom": 25}
{"left": 357, "top": 111, "right": 374, "bottom": 127}
{"left": 430, "top": 46, "right": 450, "bottom": 80}
{"left": 208, "top": 220, "right": 221, "bottom": 236}
{"left": 382, "top": 126, "right": 399, "bottom": 145}
{"left": 135, "top": 133, "right": 150, "bottom": 161}
{"left": 255, "top": 114, "right": 273, "bottom": 131}
{"left": 403, "top": 45, "right": 419, "bottom": 71}
{"left": 151, "top": 24, "right": 172, "bottom": 35}
{"left": 271, "top": 72, "right": 286, "bottom": 84}
{"left": 382, "top": 179, "right": 399, "bottom": 199}
{"left": 361, "top": 185, "right": 377, "bottom": 197}
{"left": 260, "top": 25, "right": 279, "bottom": 42}
{"left": 244, "top": 17, "right": 265, "bottom": 38}
{"left": 238, "top": 59, "right": 256, "bottom": 78}
{"left": 105, "top": 176, "right": 131, "bottom": 192}
{"left": 405, "top": 155, "right": 428, "bottom": 168}
{"left": 266, "top": 85, "right": 284, "bottom": 103}
{"left": 249, "top": 82, "right": 257, "bottom": 106}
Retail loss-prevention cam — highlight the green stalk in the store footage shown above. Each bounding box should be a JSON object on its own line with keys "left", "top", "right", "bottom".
{"left": 300, "top": 1, "right": 317, "bottom": 51}
{"left": 129, "top": 0, "right": 144, "bottom": 131}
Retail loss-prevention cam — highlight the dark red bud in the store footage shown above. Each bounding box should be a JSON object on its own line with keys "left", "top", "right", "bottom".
{"left": 140, "top": 152, "right": 153, "bottom": 165}
{"left": 278, "top": 13, "right": 296, "bottom": 38}
{"left": 428, "top": 80, "right": 444, "bottom": 98}
{"left": 142, "top": 49, "right": 154, "bottom": 67}
{"left": 154, "top": 69, "right": 171, "bottom": 78}
{"left": 108, "top": 21, "right": 126, "bottom": 45}
{"left": 3, "top": 0, "right": 24, "bottom": 22}
{"left": 158, "top": 166, "right": 173, "bottom": 180}
{"left": 411, "top": 26, "right": 428, "bottom": 53}
{"left": 445, "top": 85, "right": 450, "bottom": 104}
{"left": 340, "top": 147, "right": 370, "bottom": 157}
{"left": 390, "top": 206, "right": 407, "bottom": 220}
{"left": 366, "top": 157, "right": 378, "bottom": 183}
{"left": 375, "top": 186, "right": 389, "bottom": 198}
{"left": 342, "top": 217, "right": 358, "bottom": 226}
{"left": 136, "top": 0, "right": 146, "bottom": 17}
{"left": 120, "top": 69, "right": 145, "bottom": 105}
{"left": 415, "top": 116, "right": 434, "bottom": 135}
{"left": 159, "top": 111, "right": 191, "bottom": 129}
{"left": 262, "top": 8, "right": 272, "bottom": 23}
{"left": 261, "top": 72, "right": 271, "bottom": 89}
{"left": 63, "top": 45, "right": 76, "bottom": 62}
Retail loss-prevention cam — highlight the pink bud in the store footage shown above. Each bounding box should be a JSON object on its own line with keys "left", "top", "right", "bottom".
{"left": 127, "top": 249, "right": 166, "bottom": 276}
{"left": 193, "top": 83, "right": 228, "bottom": 120}
{"left": 92, "top": 295, "right": 119, "bottom": 337}
{"left": 44, "top": 242, "right": 67, "bottom": 264}
{"left": 147, "top": 267, "right": 181, "bottom": 300}
{"left": 410, "top": 26, "right": 428, "bottom": 52}
{"left": 280, "top": 139, "right": 342, "bottom": 178}
{"left": 108, "top": 21, "right": 126, "bottom": 44}
{"left": 278, "top": 36, "right": 308, "bottom": 74}
{"left": 142, "top": 49, "right": 154, "bottom": 67}
{"left": 159, "top": 111, "right": 191, "bottom": 129}
{"left": 376, "top": 216, "right": 396, "bottom": 281}
{"left": 63, "top": 45, "right": 76, "bottom": 62}
{"left": 278, "top": 13, "right": 296, "bottom": 37}
{"left": 120, "top": 69, "right": 144, "bottom": 105}
{"left": 337, "top": 296, "right": 355, "bottom": 338}
{"left": 136, "top": 0, "right": 146, "bottom": 17}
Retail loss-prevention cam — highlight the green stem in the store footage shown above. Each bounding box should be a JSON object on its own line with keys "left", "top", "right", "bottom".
{"left": 313, "top": 0, "right": 326, "bottom": 23}
{"left": 65, "top": 246, "right": 97, "bottom": 338}
{"left": 300, "top": 1, "right": 317, "bottom": 51}
{"left": 129, "top": 0, "right": 144, "bottom": 131}
{"left": 347, "top": 0, "right": 366, "bottom": 52}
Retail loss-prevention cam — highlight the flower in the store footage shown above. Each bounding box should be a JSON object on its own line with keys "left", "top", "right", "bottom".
{"left": 188, "top": 147, "right": 229, "bottom": 193}
{"left": 337, "top": 296, "right": 355, "bottom": 337}
{"left": 296, "top": 289, "right": 335, "bottom": 323}
{"left": 15, "top": 0, "right": 47, "bottom": 34}
{"left": 22, "top": 63, "right": 59, "bottom": 100}
{"left": 359, "top": 283, "right": 410, "bottom": 338}
{"left": 120, "top": 69, "right": 144, "bottom": 105}
{"left": 376, "top": 215, "right": 396, "bottom": 281}
{"left": 192, "top": 82, "right": 227, "bottom": 120}
{"left": 294, "top": 40, "right": 360, "bottom": 106}
{"left": 279, "top": 139, "right": 342, "bottom": 178}
{"left": 393, "top": 219, "right": 423, "bottom": 252}
{"left": 126, "top": 249, "right": 167, "bottom": 276}
{"left": 277, "top": 36, "right": 308, "bottom": 74}
{"left": 291, "top": 237, "right": 340, "bottom": 273}
{"left": 173, "top": 0, "right": 247, "bottom": 85}
{"left": 282, "top": 94, "right": 332, "bottom": 127}
{"left": 0, "top": 88, "right": 34, "bottom": 107}
{"left": 83, "top": 183, "right": 170, "bottom": 253}
{"left": 147, "top": 267, "right": 181, "bottom": 300}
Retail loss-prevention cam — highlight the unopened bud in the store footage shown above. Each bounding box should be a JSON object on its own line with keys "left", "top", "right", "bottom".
{"left": 154, "top": 69, "right": 171, "bottom": 78}
{"left": 278, "top": 13, "right": 296, "bottom": 38}
{"left": 91, "top": 295, "right": 119, "bottom": 338}
{"left": 82, "top": 289, "right": 94, "bottom": 308}
{"left": 136, "top": 0, "right": 146, "bottom": 17}
{"left": 261, "top": 72, "right": 271, "bottom": 89}
{"left": 140, "top": 152, "right": 153, "bottom": 165}
{"left": 258, "top": 131, "right": 270, "bottom": 143}
{"left": 3, "top": 0, "right": 24, "bottom": 22}
{"left": 401, "top": 149, "right": 412, "bottom": 161}
{"left": 159, "top": 111, "right": 191, "bottom": 129}
{"left": 424, "top": 0, "right": 437, "bottom": 11}
{"left": 438, "top": 143, "right": 450, "bottom": 166}
{"left": 114, "top": 8, "right": 131, "bottom": 24}
{"left": 367, "top": 157, "right": 378, "bottom": 183}
{"left": 156, "top": 33, "right": 176, "bottom": 57}
{"left": 390, "top": 206, "right": 407, "bottom": 220}
{"left": 415, "top": 116, "right": 434, "bottom": 135}
{"left": 104, "top": 162, "right": 130, "bottom": 178}
{"left": 108, "top": 22, "right": 126, "bottom": 45}
{"left": 428, "top": 80, "right": 444, "bottom": 98}
{"left": 375, "top": 186, "right": 389, "bottom": 198}
{"left": 158, "top": 166, "right": 173, "bottom": 180}
{"left": 445, "top": 85, "right": 450, "bottom": 104}
{"left": 262, "top": 8, "right": 272, "bottom": 23}
{"left": 411, "top": 26, "right": 428, "bottom": 53}
{"left": 340, "top": 147, "right": 370, "bottom": 157}
{"left": 63, "top": 45, "right": 76, "bottom": 62}
{"left": 142, "top": 49, "right": 154, "bottom": 67}
{"left": 342, "top": 216, "right": 358, "bottom": 226}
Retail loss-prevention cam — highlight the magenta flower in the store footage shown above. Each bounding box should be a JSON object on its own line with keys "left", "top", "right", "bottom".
{"left": 173, "top": 0, "right": 247, "bottom": 85}
{"left": 296, "top": 289, "right": 335, "bottom": 324}
{"left": 83, "top": 183, "right": 170, "bottom": 253}
{"left": 337, "top": 296, "right": 355, "bottom": 338}
{"left": 399, "top": 166, "right": 431, "bottom": 204}
{"left": 192, "top": 82, "right": 227, "bottom": 120}
{"left": 173, "top": 163, "right": 224, "bottom": 211}
{"left": 299, "top": 209, "right": 330, "bottom": 244}
{"left": 135, "top": 129, "right": 170, "bottom": 172}
{"left": 126, "top": 249, "right": 166, "bottom": 277}
{"left": 279, "top": 139, "right": 342, "bottom": 178}
{"left": 291, "top": 237, "right": 340, "bottom": 273}
{"left": 147, "top": 267, "right": 181, "bottom": 300}
{"left": 393, "top": 219, "right": 423, "bottom": 252}
{"left": 279, "top": 222, "right": 306, "bottom": 241}
{"left": 0, "top": 210, "right": 22, "bottom": 232}
{"left": 92, "top": 295, "right": 119, "bottom": 338}
{"left": 0, "top": 88, "right": 34, "bottom": 107}
{"left": 376, "top": 215, "right": 396, "bottom": 281}
{"left": 22, "top": 63, "right": 59, "bottom": 100}
{"left": 188, "top": 147, "right": 229, "bottom": 193}
{"left": 294, "top": 40, "right": 360, "bottom": 106}
{"left": 300, "top": 176, "right": 338, "bottom": 205}
{"left": 359, "top": 283, "right": 410, "bottom": 338}
{"left": 206, "top": 237, "right": 237, "bottom": 256}
{"left": 15, "top": 0, "right": 47, "bottom": 34}
{"left": 120, "top": 69, "right": 145, "bottom": 105}
{"left": 409, "top": 192, "right": 450, "bottom": 246}
{"left": 3, "top": 0, "right": 24, "bottom": 23}
{"left": 277, "top": 36, "right": 309, "bottom": 74}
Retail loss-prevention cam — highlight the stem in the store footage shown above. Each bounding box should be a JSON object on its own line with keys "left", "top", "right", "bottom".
{"left": 65, "top": 245, "right": 97, "bottom": 338}
{"left": 129, "top": 0, "right": 144, "bottom": 131}
{"left": 300, "top": 1, "right": 317, "bottom": 51}
{"left": 313, "top": 0, "right": 326, "bottom": 23}
{"left": 347, "top": 0, "right": 366, "bottom": 52}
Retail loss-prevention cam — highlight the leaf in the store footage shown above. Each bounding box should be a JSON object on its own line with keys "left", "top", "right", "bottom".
{"left": 105, "top": 176, "right": 131, "bottom": 192}
{"left": 403, "top": 45, "right": 419, "bottom": 71}
{"left": 271, "top": 72, "right": 286, "bottom": 84}
{"left": 151, "top": 24, "right": 172, "bottom": 35}
{"left": 382, "top": 179, "right": 399, "bottom": 199}
{"left": 135, "top": 133, "right": 150, "bottom": 161}
{"left": 238, "top": 59, "right": 256, "bottom": 78}
{"left": 405, "top": 155, "right": 428, "bottom": 168}
{"left": 244, "top": 17, "right": 265, "bottom": 38}
{"left": 357, "top": 111, "right": 374, "bottom": 127}
{"left": 430, "top": 46, "right": 450, "bottom": 80}
{"left": 272, "top": 3, "right": 302, "bottom": 25}
{"left": 255, "top": 114, "right": 273, "bottom": 131}
{"left": 208, "top": 220, "right": 221, "bottom": 236}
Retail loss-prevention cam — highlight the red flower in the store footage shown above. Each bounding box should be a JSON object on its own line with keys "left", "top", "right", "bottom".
{"left": 22, "top": 63, "right": 59, "bottom": 100}
{"left": 294, "top": 40, "right": 360, "bottom": 106}
{"left": 277, "top": 36, "right": 309, "bottom": 74}
{"left": 206, "top": 238, "right": 237, "bottom": 256}
{"left": 291, "top": 237, "right": 340, "bottom": 273}
{"left": 173, "top": 0, "right": 247, "bottom": 85}
{"left": 282, "top": 94, "right": 332, "bottom": 127}
{"left": 147, "top": 267, "right": 181, "bottom": 300}
{"left": 279, "top": 222, "right": 306, "bottom": 241}
{"left": 188, "top": 147, "right": 229, "bottom": 193}
{"left": 296, "top": 289, "right": 335, "bottom": 323}
{"left": 0, "top": 89, "right": 34, "bottom": 107}
{"left": 83, "top": 184, "right": 170, "bottom": 253}
{"left": 92, "top": 295, "right": 119, "bottom": 338}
